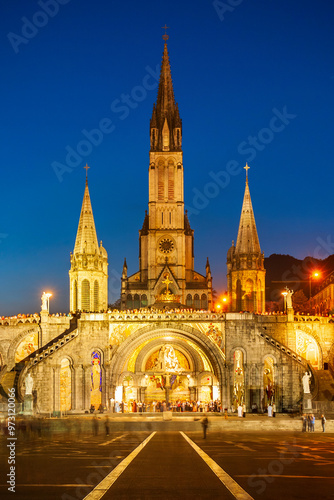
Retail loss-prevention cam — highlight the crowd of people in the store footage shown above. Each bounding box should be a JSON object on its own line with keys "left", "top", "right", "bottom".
{"left": 108, "top": 399, "right": 222, "bottom": 413}
{"left": 301, "top": 413, "right": 326, "bottom": 432}
{"left": 0, "top": 312, "right": 70, "bottom": 322}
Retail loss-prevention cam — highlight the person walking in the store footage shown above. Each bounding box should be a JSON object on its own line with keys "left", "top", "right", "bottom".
{"left": 202, "top": 416, "right": 209, "bottom": 439}
{"left": 307, "top": 414, "right": 311, "bottom": 432}
{"left": 105, "top": 416, "right": 110, "bottom": 436}
{"left": 301, "top": 414, "right": 307, "bottom": 432}
{"left": 321, "top": 414, "right": 326, "bottom": 432}
{"left": 310, "top": 414, "right": 315, "bottom": 432}
{"left": 242, "top": 403, "right": 246, "bottom": 418}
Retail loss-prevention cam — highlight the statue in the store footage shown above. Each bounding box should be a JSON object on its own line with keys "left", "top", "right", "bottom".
{"left": 153, "top": 345, "right": 183, "bottom": 373}
{"left": 25, "top": 373, "right": 34, "bottom": 395}
{"left": 302, "top": 371, "right": 312, "bottom": 394}
{"left": 286, "top": 288, "right": 294, "bottom": 309}
{"left": 41, "top": 292, "right": 48, "bottom": 311}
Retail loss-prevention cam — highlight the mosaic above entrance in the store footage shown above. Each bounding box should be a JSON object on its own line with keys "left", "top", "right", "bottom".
{"left": 145, "top": 345, "right": 190, "bottom": 373}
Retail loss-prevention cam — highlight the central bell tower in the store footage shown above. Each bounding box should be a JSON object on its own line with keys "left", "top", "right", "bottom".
{"left": 121, "top": 36, "right": 212, "bottom": 310}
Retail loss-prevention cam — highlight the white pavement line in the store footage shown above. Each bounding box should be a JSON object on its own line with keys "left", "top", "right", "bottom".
{"left": 180, "top": 432, "right": 254, "bottom": 500}
{"left": 99, "top": 433, "right": 127, "bottom": 446}
{"left": 83, "top": 431, "right": 156, "bottom": 500}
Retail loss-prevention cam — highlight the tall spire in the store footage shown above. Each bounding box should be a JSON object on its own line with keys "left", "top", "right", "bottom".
{"left": 235, "top": 165, "right": 261, "bottom": 254}
{"left": 74, "top": 167, "right": 99, "bottom": 255}
{"left": 150, "top": 31, "right": 182, "bottom": 151}
{"left": 156, "top": 41, "right": 176, "bottom": 119}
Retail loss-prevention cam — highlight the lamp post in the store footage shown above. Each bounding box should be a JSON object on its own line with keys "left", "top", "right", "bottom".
{"left": 282, "top": 289, "right": 288, "bottom": 313}
{"left": 309, "top": 272, "right": 320, "bottom": 300}
{"left": 45, "top": 293, "right": 52, "bottom": 313}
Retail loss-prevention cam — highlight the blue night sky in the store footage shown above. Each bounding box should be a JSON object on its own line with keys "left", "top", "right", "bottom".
{"left": 0, "top": 0, "right": 333, "bottom": 315}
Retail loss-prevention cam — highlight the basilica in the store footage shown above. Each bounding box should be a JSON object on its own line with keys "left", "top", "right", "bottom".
{"left": 0, "top": 38, "right": 333, "bottom": 415}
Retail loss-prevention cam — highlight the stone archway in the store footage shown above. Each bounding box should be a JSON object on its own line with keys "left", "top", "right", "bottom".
{"left": 109, "top": 322, "right": 225, "bottom": 410}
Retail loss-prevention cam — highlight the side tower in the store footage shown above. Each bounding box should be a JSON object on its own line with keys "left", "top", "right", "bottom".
{"left": 121, "top": 36, "right": 212, "bottom": 310}
{"left": 69, "top": 168, "right": 108, "bottom": 312}
{"left": 227, "top": 165, "right": 265, "bottom": 313}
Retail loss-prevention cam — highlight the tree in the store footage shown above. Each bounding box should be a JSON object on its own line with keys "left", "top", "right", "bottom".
{"left": 292, "top": 289, "right": 308, "bottom": 313}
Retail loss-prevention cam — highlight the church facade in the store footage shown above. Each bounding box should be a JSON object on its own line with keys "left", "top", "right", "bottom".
{"left": 0, "top": 39, "right": 334, "bottom": 415}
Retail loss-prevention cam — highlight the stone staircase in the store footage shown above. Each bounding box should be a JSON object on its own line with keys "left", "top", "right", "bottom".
{"left": 0, "top": 317, "right": 78, "bottom": 401}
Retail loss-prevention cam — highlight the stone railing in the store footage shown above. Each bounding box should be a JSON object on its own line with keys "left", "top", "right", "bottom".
{"left": 81, "top": 312, "right": 224, "bottom": 322}
{"left": 293, "top": 315, "right": 334, "bottom": 324}
{"left": 0, "top": 314, "right": 71, "bottom": 326}
{"left": 0, "top": 316, "right": 40, "bottom": 326}
{"left": 257, "top": 328, "right": 307, "bottom": 367}
{"left": 28, "top": 329, "right": 78, "bottom": 369}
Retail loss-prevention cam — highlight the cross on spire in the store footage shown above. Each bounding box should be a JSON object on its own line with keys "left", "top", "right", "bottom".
{"left": 84, "top": 163, "right": 90, "bottom": 184}
{"left": 162, "top": 24, "right": 169, "bottom": 42}
{"left": 244, "top": 163, "right": 250, "bottom": 183}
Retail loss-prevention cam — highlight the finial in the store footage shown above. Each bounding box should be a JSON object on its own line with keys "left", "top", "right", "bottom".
{"left": 162, "top": 24, "right": 169, "bottom": 42}
{"left": 84, "top": 163, "right": 90, "bottom": 184}
{"left": 244, "top": 163, "right": 250, "bottom": 182}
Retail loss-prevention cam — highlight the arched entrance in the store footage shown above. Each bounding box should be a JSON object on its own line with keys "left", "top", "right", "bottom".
{"left": 109, "top": 324, "right": 224, "bottom": 412}
{"left": 263, "top": 355, "right": 275, "bottom": 408}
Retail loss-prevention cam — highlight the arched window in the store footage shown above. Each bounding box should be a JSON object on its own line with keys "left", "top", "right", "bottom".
{"left": 263, "top": 356, "right": 275, "bottom": 406}
{"left": 233, "top": 350, "right": 245, "bottom": 406}
{"left": 134, "top": 294, "right": 140, "bottom": 309}
{"left": 296, "top": 330, "right": 320, "bottom": 369}
{"left": 126, "top": 294, "right": 133, "bottom": 309}
{"left": 236, "top": 280, "right": 242, "bottom": 311}
{"left": 81, "top": 279, "right": 90, "bottom": 311}
{"left": 73, "top": 280, "right": 77, "bottom": 312}
{"left": 141, "top": 294, "right": 148, "bottom": 308}
{"left": 168, "top": 161, "right": 174, "bottom": 200}
{"left": 158, "top": 162, "right": 164, "bottom": 201}
{"left": 245, "top": 279, "right": 254, "bottom": 312}
{"left": 94, "top": 280, "right": 99, "bottom": 311}
{"left": 60, "top": 358, "right": 71, "bottom": 412}
{"left": 201, "top": 294, "right": 207, "bottom": 310}
{"left": 186, "top": 294, "right": 192, "bottom": 307}
{"left": 194, "top": 294, "right": 200, "bottom": 309}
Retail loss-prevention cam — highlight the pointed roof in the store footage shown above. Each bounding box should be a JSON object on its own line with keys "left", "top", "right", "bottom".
{"left": 155, "top": 42, "right": 176, "bottom": 121}
{"left": 74, "top": 177, "right": 99, "bottom": 255}
{"left": 235, "top": 166, "right": 261, "bottom": 255}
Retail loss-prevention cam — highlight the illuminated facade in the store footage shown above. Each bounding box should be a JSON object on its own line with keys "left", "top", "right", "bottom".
{"left": 69, "top": 175, "right": 108, "bottom": 313}
{"left": 0, "top": 38, "right": 334, "bottom": 415}
{"left": 227, "top": 167, "right": 266, "bottom": 313}
{"left": 120, "top": 41, "right": 212, "bottom": 311}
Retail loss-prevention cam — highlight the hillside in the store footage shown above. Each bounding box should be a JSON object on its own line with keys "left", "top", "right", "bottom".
{"left": 264, "top": 253, "right": 334, "bottom": 304}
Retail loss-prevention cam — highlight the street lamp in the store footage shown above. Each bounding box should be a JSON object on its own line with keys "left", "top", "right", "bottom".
{"left": 44, "top": 292, "right": 52, "bottom": 313}
{"left": 309, "top": 271, "right": 320, "bottom": 300}
{"left": 282, "top": 289, "right": 288, "bottom": 313}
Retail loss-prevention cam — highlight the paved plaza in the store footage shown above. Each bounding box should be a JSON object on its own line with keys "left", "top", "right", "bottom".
{"left": 1, "top": 418, "right": 334, "bottom": 500}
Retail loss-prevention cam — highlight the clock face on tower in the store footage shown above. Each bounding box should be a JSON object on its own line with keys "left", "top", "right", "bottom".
{"left": 159, "top": 238, "right": 174, "bottom": 254}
